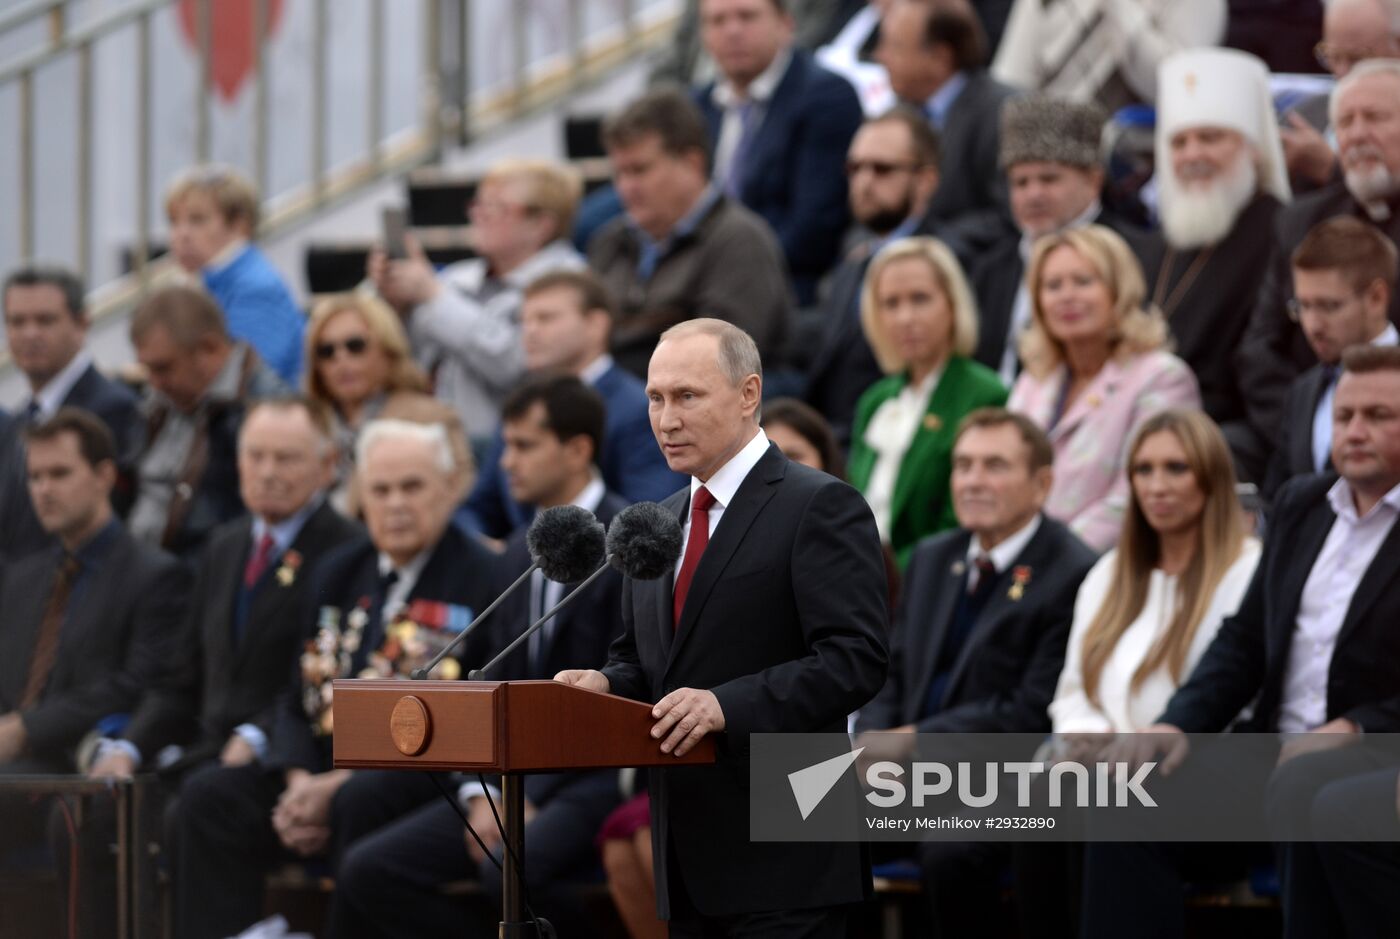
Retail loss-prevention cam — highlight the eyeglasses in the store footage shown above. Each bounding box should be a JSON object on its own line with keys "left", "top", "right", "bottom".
{"left": 315, "top": 336, "right": 370, "bottom": 360}
{"left": 1286, "top": 296, "right": 1351, "bottom": 321}
{"left": 844, "top": 159, "right": 922, "bottom": 178}
{"left": 1313, "top": 41, "right": 1390, "bottom": 73}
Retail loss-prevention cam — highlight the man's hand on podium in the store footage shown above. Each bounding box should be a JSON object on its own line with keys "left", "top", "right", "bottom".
{"left": 651, "top": 688, "right": 725, "bottom": 757}
{"left": 553, "top": 669, "right": 611, "bottom": 694}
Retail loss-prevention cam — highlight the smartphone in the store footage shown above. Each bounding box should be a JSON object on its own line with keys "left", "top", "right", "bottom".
{"left": 382, "top": 206, "right": 409, "bottom": 259}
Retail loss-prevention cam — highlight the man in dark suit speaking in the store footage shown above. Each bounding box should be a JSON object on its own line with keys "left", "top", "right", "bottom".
{"left": 556, "top": 318, "right": 889, "bottom": 936}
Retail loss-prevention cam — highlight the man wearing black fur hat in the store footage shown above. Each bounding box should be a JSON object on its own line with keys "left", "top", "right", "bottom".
{"left": 968, "top": 93, "right": 1160, "bottom": 385}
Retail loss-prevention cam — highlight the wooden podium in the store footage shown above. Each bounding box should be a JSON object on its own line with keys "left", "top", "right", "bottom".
{"left": 333, "top": 678, "right": 714, "bottom": 935}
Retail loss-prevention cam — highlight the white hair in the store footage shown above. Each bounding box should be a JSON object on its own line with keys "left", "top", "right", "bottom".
{"left": 355, "top": 418, "right": 456, "bottom": 475}
{"left": 1330, "top": 58, "right": 1400, "bottom": 125}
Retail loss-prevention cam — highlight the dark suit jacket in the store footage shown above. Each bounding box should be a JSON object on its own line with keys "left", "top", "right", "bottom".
{"left": 600, "top": 444, "right": 889, "bottom": 917}
{"left": 267, "top": 525, "right": 500, "bottom": 773}
{"left": 804, "top": 244, "right": 883, "bottom": 448}
{"left": 0, "top": 410, "right": 49, "bottom": 565}
{"left": 1156, "top": 192, "right": 1281, "bottom": 430}
{"left": 1159, "top": 475, "right": 1400, "bottom": 734}
{"left": 64, "top": 363, "right": 143, "bottom": 469}
{"left": 462, "top": 491, "right": 628, "bottom": 809}
{"left": 856, "top": 516, "right": 1096, "bottom": 733}
{"left": 1263, "top": 364, "right": 1332, "bottom": 500}
{"left": 920, "top": 70, "right": 1017, "bottom": 243}
{"left": 0, "top": 523, "right": 190, "bottom": 765}
{"left": 121, "top": 502, "right": 364, "bottom": 765}
{"left": 1236, "top": 184, "right": 1400, "bottom": 443}
{"left": 969, "top": 208, "right": 1161, "bottom": 373}
{"left": 460, "top": 363, "right": 683, "bottom": 538}
{"left": 696, "top": 50, "right": 864, "bottom": 304}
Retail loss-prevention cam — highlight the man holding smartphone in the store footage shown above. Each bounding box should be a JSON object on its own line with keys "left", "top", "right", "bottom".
{"left": 367, "top": 159, "right": 586, "bottom": 437}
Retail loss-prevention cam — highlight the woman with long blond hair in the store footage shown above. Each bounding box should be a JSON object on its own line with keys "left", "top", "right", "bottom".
{"left": 1050, "top": 409, "right": 1260, "bottom": 734}
{"left": 1014, "top": 410, "right": 1261, "bottom": 937}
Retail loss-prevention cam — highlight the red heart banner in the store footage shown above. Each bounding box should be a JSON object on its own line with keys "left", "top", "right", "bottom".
{"left": 177, "top": 0, "right": 286, "bottom": 103}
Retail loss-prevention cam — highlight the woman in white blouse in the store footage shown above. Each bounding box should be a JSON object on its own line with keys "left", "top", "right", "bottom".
{"left": 1051, "top": 408, "right": 1260, "bottom": 736}
{"left": 1014, "top": 409, "right": 1259, "bottom": 937}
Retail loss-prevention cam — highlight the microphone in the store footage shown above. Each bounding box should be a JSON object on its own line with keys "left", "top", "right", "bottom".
{"left": 468, "top": 501, "right": 683, "bottom": 681}
{"left": 411, "top": 505, "right": 606, "bottom": 680}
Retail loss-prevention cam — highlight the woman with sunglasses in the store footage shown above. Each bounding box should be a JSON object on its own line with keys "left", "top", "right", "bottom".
{"left": 305, "top": 292, "right": 429, "bottom": 511}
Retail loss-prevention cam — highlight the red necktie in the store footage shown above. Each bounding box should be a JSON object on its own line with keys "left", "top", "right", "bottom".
{"left": 243, "top": 533, "right": 277, "bottom": 589}
{"left": 672, "top": 487, "right": 716, "bottom": 628}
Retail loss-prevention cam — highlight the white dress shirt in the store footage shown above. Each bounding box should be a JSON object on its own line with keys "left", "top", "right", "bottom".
{"left": 1278, "top": 478, "right": 1400, "bottom": 733}
{"left": 1310, "top": 322, "right": 1398, "bottom": 472}
{"left": 1051, "top": 539, "right": 1261, "bottom": 733}
{"left": 377, "top": 549, "right": 434, "bottom": 627}
{"left": 675, "top": 428, "right": 772, "bottom": 582}
{"left": 861, "top": 367, "right": 943, "bottom": 543}
{"left": 965, "top": 514, "right": 1043, "bottom": 590}
{"left": 27, "top": 349, "right": 94, "bottom": 419}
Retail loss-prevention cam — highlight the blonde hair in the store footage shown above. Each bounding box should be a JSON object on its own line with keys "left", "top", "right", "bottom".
{"left": 165, "top": 164, "right": 261, "bottom": 233}
{"left": 482, "top": 159, "right": 585, "bottom": 239}
{"left": 304, "top": 292, "right": 429, "bottom": 404}
{"left": 1078, "top": 410, "right": 1246, "bottom": 708}
{"left": 1018, "top": 225, "right": 1170, "bottom": 379}
{"left": 860, "top": 236, "right": 979, "bottom": 375}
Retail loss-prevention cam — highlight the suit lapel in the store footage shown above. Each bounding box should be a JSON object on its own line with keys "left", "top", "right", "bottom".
{"left": 738, "top": 56, "right": 798, "bottom": 198}
{"left": 666, "top": 448, "right": 784, "bottom": 672}
{"left": 0, "top": 556, "right": 60, "bottom": 705}
{"left": 656, "top": 492, "right": 688, "bottom": 662}
{"left": 1335, "top": 510, "right": 1400, "bottom": 649}
{"left": 1275, "top": 498, "right": 1338, "bottom": 661}
{"left": 942, "top": 526, "right": 1047, "bottom": 703}
{"left": 1047, "top": 360, "right": 1123, "bottom": 444}
{"left": 889, "top": 362, "right": 962, "bottom": 527}
{"left": 215, "top": 524, "right": 253, "bottom": 666}
{"left": 910, "top": 534, "right": 972, "bottom": 721}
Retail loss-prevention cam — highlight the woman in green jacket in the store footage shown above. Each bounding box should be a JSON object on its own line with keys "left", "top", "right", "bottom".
{"left": 848, "top": 236, "right": 1008, "bottom": 569}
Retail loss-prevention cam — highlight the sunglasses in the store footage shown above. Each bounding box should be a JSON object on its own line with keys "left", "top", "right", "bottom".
{"left": 315, "top": 336, "right": 370, "bottom": 360}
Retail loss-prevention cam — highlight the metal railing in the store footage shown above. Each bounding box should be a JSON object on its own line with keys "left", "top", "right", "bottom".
{"left": 0, "top": 0, "right": 676, "bottom": 346}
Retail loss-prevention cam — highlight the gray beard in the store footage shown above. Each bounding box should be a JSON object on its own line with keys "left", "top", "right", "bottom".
{"left": 1158, "top": 158, "right": 1257, "bottom": 251}
{"left": 1345, "top": 164, "right": 1400, "bottom": 209}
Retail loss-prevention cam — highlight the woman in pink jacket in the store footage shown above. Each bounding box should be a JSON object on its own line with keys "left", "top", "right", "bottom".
{"left": 1008, "top": 225, "right": 1200, "bottom": 552}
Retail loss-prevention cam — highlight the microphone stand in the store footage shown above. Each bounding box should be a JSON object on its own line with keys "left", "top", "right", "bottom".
{"left": 467, "top": 560, "right": 613, "bottom": 681}
{"left": 410, "top": 562, "right": 538, "bottom": 680}
{"left": 469, "top": 558, "right": 613, "bottom": 939}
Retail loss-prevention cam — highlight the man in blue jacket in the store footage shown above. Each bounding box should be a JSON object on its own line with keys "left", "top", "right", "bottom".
{"left": 166, "top": 164, "right": 305, "bottom": 383}
{"left": 694, "top": 0, "right": 864, "bottom": 304}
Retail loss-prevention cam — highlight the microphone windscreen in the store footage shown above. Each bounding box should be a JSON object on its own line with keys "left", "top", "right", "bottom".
{"left": 607, "top": 502, "right": 683, "bottom": 580}
{"left": 527, "top": 505, "right": 607, "bottom": 583}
